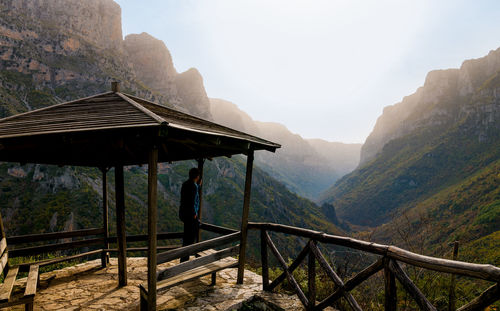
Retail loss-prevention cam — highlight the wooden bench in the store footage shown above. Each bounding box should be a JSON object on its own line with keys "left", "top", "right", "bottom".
{"left": 140, "top": 244, "right": 239, "bottom": 310}
{"left": 0, "top": 236, "right": 39, "bottom": 311}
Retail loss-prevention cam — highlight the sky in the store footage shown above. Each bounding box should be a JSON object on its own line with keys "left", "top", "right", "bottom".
{"left": 115, "top": 0, "right": 500, "bottom": 143}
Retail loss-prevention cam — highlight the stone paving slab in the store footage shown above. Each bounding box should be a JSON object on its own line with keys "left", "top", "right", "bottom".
{"left": 3, "top": 257, "right": 333, "bottom": 310}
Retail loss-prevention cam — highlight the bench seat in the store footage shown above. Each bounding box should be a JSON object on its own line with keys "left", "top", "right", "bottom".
{"left": 141, "top": 257, "right": 238, "bottom": 296}
{"left": 0, "top": 237, "right": 39, "bottom": 311}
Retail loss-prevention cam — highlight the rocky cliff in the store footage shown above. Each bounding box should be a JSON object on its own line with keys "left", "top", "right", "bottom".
{"left": 0, "top": 0, "right": 212, "bottom": 118}
{"left": 322, "top": 47, "right": 500, "bottom": 228}
{"left": 123, "top": 33, "right": 211, "bottom": 118}
{"left": 360, "top": 48, "right": 500, "bottom": 165}
{"left": 3, "top": 0, "right": 123, "bottom": 51}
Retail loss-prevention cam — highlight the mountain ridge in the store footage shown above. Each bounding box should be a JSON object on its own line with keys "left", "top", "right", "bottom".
{"left": 320, "top": 46, "right": 500, "bottom": 266}
{"left": 360, "top": 47, "right": 500, "bottom": 165}
{"left": 210, "top": 97, "right": 361, "bottom": 200}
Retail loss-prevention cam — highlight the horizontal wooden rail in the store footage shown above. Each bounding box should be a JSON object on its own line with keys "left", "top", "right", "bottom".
{"left": 106, "top": 232, "right": 183, "bottom": 243}
{"left": 9, "top": 238, "right": 105, "bottom": 257}
{"left": 7, "top": 228, "right": 104, "bottom": 245}
{"left": 199, "top": 222, "right": 238, "bottom": 235}
{"left": 104, "top": 246, "right": 180, "bottom": 253}
{"left": 248, "top": 222, "right": 500, "bottom": 282}
{"left": 249, "top": 222, "right": 389, "bottom": 255}
{"left": 157, "top": 231, "right": 240, "bottom": 265}
{"left": 16, "top": 249, "right": 104, "bottom": 272}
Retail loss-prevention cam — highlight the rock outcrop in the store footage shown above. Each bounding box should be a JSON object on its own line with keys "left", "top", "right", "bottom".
{"left": 0, "top": 0, "right": 212, "bottom": 118}
{"left": 123, "top": 33, "right": 211, "bottom": 118}
{"left": 322, "top": 46, "right": 500, "bottom": 227}
{"left": 2, "top": 0, "right": 123, "bottom": 51}
{"left": 173, "top": 68, "right": 212, "bottom": 118}
{"left": 360, "top": 48, "right": 500, "bottom": 165}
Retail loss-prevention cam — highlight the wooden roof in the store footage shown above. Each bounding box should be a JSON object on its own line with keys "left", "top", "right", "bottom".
{"left": 0, "top": 91, "right": 280, "bottom": 167}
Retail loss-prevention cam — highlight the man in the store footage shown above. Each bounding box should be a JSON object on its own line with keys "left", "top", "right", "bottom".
{"left": 179, "top": 167, "right": 201, "bottom": 262}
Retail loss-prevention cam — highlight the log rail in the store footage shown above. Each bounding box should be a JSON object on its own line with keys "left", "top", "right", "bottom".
{"left": 5, "top": 221, "right": 226, "bottom": 269}
{"left": 248, "top": 222, "right": 500, "bottom": 311}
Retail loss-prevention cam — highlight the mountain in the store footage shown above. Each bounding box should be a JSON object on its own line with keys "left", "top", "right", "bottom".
{"left": 0, "top": 0, "right": 341, "bottom": 260}
{"left": 320, "top": 47, "right": 500, "bottom": 259}
{"left": 0, "top": 0, "right": 211, "bottom": 119}
{"left": 210, "top": 98, "right": 361, "bottom": 200}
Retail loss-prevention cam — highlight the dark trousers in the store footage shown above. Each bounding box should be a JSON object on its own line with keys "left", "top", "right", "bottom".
{"left": 181, "top": 220, "right": 199, "bottom": 262}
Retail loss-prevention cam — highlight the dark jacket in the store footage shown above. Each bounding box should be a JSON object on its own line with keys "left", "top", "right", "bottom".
{"left": 179, "top": 179, "right": 198, "bottom": 222}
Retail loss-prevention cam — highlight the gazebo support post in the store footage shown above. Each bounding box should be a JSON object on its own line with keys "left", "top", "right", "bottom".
{"left": 146, "top": 147, "right": 158, "bottom": 310}
{"left": 115, "top": 165, "right": 127, "bottom": 286}
{"left": 237, "top": 148, "right": 254, "bottom": 284}
{"left": 197, "top": 158, "right": 205, "bottom": 243}
{"left": 100, "top": 167, "right": 109, "bottom": 268}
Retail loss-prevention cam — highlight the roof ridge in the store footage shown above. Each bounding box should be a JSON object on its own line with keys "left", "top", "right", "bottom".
{"left": 123, "top": 93, "right": 280, "bottom": 148}
{"left": 0, "top": 91, "right": 115, "bottom": 123}
{"left": 116, "top": 93, "right": 167, "bottom": 125}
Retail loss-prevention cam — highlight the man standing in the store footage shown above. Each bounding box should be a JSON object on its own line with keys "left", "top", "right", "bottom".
{"left": 179, "top": 167, "right": 201, "bottom": 262}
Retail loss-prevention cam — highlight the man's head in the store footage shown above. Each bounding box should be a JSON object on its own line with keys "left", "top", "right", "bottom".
{"left": 189, "top": 167, "right": 200, "bottom": 182}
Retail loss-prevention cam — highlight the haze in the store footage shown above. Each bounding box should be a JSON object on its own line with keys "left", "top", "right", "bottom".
{"left": 115, "top": 0, "right": 500, "bottom": 143}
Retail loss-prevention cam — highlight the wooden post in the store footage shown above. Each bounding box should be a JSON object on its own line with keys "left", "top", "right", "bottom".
{"left": 111, "top": 81, "right": 120, "bottom": 93}
{"left": 237, "top": 149, "right": 254, "bottom": 284}
{"left": 0, "top": 211, "right": 5, "bottom": 239}
{"left": 384, "top": 258, "right": 397, "bottom": 311}
{"left": 448, "top": 241, "right": 459, "bottom": 311}
{"left": 101, "top": 168, "right": 109, "bottom": 268}
{"left": 308, "top": 245, "right": 316, "bottom": 310}
{"left": 261, "top": 229, "right": 269, "bottom": 290}
{"left": 197, "top": 158, "right": 204, "bottom": 243}
{"left": 146, "top": 147, "right": 158, "bottom": 310}
{"left": 115, "top": 165, "right": 127, "bottom": 286}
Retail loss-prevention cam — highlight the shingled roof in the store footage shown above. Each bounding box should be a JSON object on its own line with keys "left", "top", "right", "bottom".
{"left": 0, "top": 90, "right": 279, "bottom": 166}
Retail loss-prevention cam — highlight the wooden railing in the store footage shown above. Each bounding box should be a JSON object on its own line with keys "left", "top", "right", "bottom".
{"left": 5, "top": 221, "right": 234, "bottom": 270}
{"left": 249, "top": 222, "right": 500, "bottom": 311}
{"left": 7, "top": 230, "right": 182, "bottom": 257}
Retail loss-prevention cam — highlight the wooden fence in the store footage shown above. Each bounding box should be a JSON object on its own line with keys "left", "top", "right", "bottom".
{"left": 5, "top": 222, "right": 234, "bottom": 270}
{"left": 248, "top": 222, "right": 500, "bottom": 311}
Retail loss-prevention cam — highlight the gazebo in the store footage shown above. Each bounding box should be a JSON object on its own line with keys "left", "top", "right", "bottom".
{"left": 0, "top": 82, "right": 280, "bottom": 310}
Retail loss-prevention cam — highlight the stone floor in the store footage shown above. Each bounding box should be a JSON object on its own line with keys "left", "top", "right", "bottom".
{"left": 6, "top": 257, "right": 327, "bottom": 310}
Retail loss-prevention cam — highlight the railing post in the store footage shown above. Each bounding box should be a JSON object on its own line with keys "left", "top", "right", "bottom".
{"left": 100, "top": 167, "right": 109, "bottom": 268}
{"left": 146, "top": 146, "right": 158, "bottom": 310}
{"left": 237, "top": 148, "right": 254, "bottom": 284}
{"left": 448, "top": 241, "right": 459, "bottom": 311}
{"left": 197, "top": 158, "right": 204, "bottom": 243}
{"left": 261, "top": 229, "right": 269, "bottom": 290}
{"left": 115, "top": 164, "right": 127, "bottom": 287}
{"left": 384, "top": 258, "right": 397, "bottom": 311}
{"left": 308, "top": 241, "right": 316, "bottom": 310}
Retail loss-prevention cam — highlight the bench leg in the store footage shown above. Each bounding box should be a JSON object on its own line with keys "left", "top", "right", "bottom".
{"left": 25, "top": 302, "right": 34, "bottom": 311}
{"left": 101, "top": 252, "right": 109, "bottom": 268}
{"left": 211, "top": 272, "right": 217, "bottom": 286}
{"left": 140, "top": 294, "right": 148, "bottom": 311}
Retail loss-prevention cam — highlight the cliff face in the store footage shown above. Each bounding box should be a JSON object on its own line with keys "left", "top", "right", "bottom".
{"left": 3, "top": 0, "right": 123, "bottom": 51}
{"left": 173, "top": 68, "right": 212, "bottom": 118}
{"left": 322, "top": 47, "right": 500, "bottom": 227}
{"left": 361, "top": 48, "right": 500, "bottom": 165}
{"left": 0, "top": 0, "right": 212, "bottom": 119}
{"left": 123, "top": 33, "right": 211, "bottom": 118}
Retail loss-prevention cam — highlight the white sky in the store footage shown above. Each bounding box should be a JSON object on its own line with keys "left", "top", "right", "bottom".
{"left": 115, "top": 0, "right": 500, "bottom": 143}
